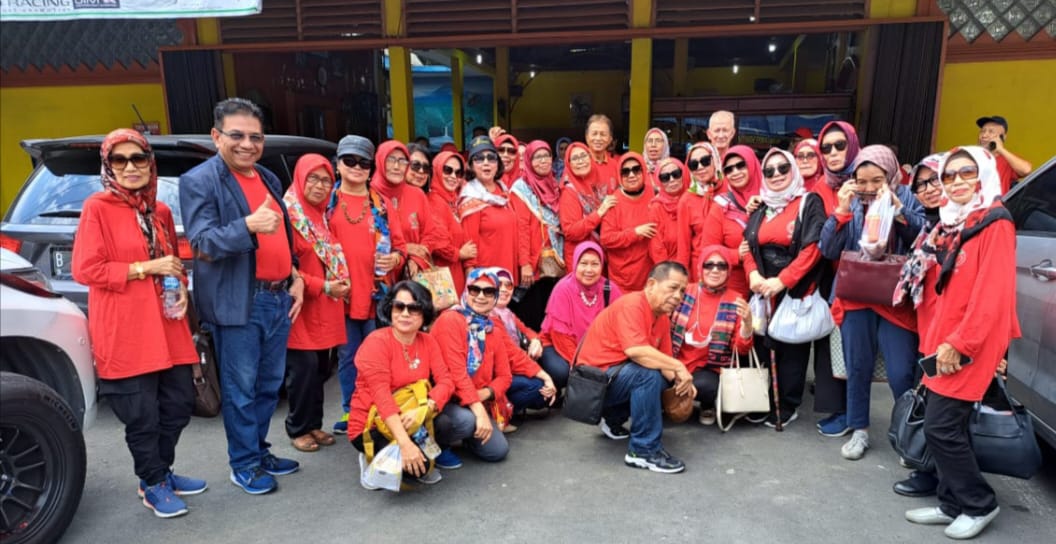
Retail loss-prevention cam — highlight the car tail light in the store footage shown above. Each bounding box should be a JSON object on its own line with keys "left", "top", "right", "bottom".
{"left": 177, "top": 237, "right": 193, "bottom": 260}
{"left": 0, "top": 233, "right": 22, "bottom": 253}
{"left": 0, "top": 272, "right": 62, "bottom": 298}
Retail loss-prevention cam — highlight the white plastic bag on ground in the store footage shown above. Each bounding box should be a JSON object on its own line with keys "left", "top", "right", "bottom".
{"left": 363, "top": 443, "right": 402, "bottom": 492}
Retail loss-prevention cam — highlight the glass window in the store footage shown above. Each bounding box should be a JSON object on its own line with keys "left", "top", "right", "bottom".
{"left": 1006, "top": 163, "right": 1056, "bottom": 236}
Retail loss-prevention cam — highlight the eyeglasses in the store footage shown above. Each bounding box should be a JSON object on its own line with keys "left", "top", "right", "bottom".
{"left": 386, "top": 156, "right": 410, "bottom": 167}
{"left": 409, "top": 160, "right": 429, "bottom": 173}
{"left": 762, "top": 162, "right": 792, "bottom": 178}
{"left": 569, "top": 153, "right": 590, "bottom": 164}
{"left": 392, "top": 301, "right": 424, "bottom": 315}
{"left": 912, "top": 175, "right": 941, "bottom": 193}
{"left": 467, "top": 285, "right": 498, "bottom": 297}
{"left": 795, "top": 152, "right": 817, "bottom": 161}
{"left": 723, "top": 161, "right": 747, "bottom": 175}
{"left": 620, "top": 165, "right": 643, "bottom": 177}
{"left": 498, "top": 146, "right": 518, "bottom": 156}
{"left": 531, "top": 153, "right": 552, "bottom": 162}
{"left": 219, "top": 130, "right": 265, "bottom": 144}
{"left": 687, "top": 156, "right": 712, "bottom": 171}
{"left": 702, "top": 261, "right": 729, "bottom": 272}
{"left": 340, "top": 156, "right": 374, "bottom": 170}
{"left": 472, "top": 153, "right": 498, "bottom": 164}
{"left": 305, "top": 174, "right": 333, "bottom": 187}
{"left": 442, "top": 165, "right": 464, "bottom": 177}
{"left": 108, "top": 153, "right": 151, "bottom": 170}
{"left": 658, "top": 170, "right": 683, "bottom": 183}
{"left": 941, "top": 166, "right": 980, "bottom": 185}
{"left": 820, "top": 140, "right": 849, "bottom": 155}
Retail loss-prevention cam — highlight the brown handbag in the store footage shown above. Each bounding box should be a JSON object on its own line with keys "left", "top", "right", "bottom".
{"left": 834, "top": 250, "right": 907, "bottom": 307}
{"left": 661, "top": 386, "right": 694, "bottom": 423}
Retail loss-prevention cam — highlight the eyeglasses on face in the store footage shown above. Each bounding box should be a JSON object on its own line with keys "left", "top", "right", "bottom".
{"left": 467, "top": 285, "right": 498, "bottom": 298}
{"left": 386, "top": 155, "right": 410, "bottom": 167}
{"left": 472, "top": 153, "right": 498, "bottom": 164}
{"left": 702, "top": 261, "right": 729, "bottom": 272}
{"left": 340, "top": 156, "right": 374, "bottom": 170}
{"left": 392, "top": 301, "right": 424, "bottom": 315}
{"left": 219, "top": 130, "right": 265, "bottom": 144}
{"left": 820, "top": 140, "right": 849, "bottom": 155}
{"left": 305, "top": 174, "right": 333, "bottom": 187}
{"left": 108, "top": 153, "right": 152, "bottom": 170}
{"left": 912, "top": 175, "right": 941, "bottom": 193}
{"left": 569, "top": 152, "right": 591, "bottom": 164}
{"left": 762, "top": 162, "right": 792, "bottom": 178}
{"left": 442, "top": 165, "right": 464, "bottom": 177}
{"left": 723, "top": 161, "right": 747, "bottom": 175}
{"left": 620, "top": 165, "right": 643, "bottom": 177}
{"left": 658, "top": 170, "right": 683, "bottom": 183}
{"left": 409, "top": 160, "right": 429, "bottom": 173}
{"left": 687, "top": 156, "right": 712, "bottom": 170}
{"left": 796, "top": 152, "right": 817, "bottom": 162}
{"left": 531, "top": 153, "right": 553, "bottom": 162}
{"left": 941, "top": 166, "right": 980, "bottom": 185}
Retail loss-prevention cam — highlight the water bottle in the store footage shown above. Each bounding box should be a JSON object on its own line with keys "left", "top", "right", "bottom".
{"left": 373, "top": 233, "right": 391, "bottom": 277}
{"left": 162, "top": 276, "right": 181, "bottom": 319}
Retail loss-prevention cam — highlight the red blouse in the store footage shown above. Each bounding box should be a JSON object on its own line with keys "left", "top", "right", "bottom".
{"left": 388, "top": 185, "right": 449, "bottom": 272}
{"left": 287, "top": 233, "right": 347, "bottom": 350}
{"left": 676, "top": 192, "right": 724, "bottom": 282}
{"left": 429, "top": 310, "right": 514, "bottom": 405}
{"left": 462, "top": 193, "right": 522, "bottom": 283}
{"left": 558, "top": 189, "right": 603, "bottom": 269}
{"left": 675, "top": 286, "right": 754, "bottom": 374}
{"left": 329, "top": 191, "right": 407, "bottom": 320}
{"left": 648, "top": 200, "right": 679, "bottom": 264}
{"left": 742, "top": 199, "right": 822, "bottom": 292}
{"left": 600, "top": 190, "right": 654, "bottom": 293}
{"left": 426, "top": 192, "right": 467, "bottom": 295}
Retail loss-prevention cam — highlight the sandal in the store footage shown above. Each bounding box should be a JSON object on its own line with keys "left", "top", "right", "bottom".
{"left": 291, "top": 434, "right": 319, "bottom": 452}
{"left": 309, "top": 429, "right": 336, "bottom": 446}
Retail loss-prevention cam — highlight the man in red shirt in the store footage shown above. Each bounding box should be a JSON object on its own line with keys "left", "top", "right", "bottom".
{"left": 975, "top": 116, "right": 1032, "bottom": 194}
{"left": 577, "top": 261, "right": 695, "bottom": 473}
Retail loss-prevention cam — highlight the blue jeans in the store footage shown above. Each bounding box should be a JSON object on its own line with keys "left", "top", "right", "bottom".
{"left": 508, "top": 375, "right": 546, "bottom": 411}
{"left": 842, "top": 308, "right": 918, "bottom": 430}
{"left": 602, "top": 362, "right": 665, "bottom": 456}
{"left": 538, "top": 346, "right": 570, "bottom": 390}
{"left": 433, "top": 403, "right": 508, "bottom": 462}
{"left": 336, "top": 317, "right": 376, "bottom": 414}
{"left": 212, "top": 290, "right": 291, "bottom": 471}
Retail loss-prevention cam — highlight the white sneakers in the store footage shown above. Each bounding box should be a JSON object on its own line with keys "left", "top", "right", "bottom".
{"left": 698, "top": 409, "right": 716, "bottom": 426}
{"left": 840, "top": 430, "right": 870, "bottom": 460}
{"left": 906, "top": 506, "right": 1000, "bottom": 540}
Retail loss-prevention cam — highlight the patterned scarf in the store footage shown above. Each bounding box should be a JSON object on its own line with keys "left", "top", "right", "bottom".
{"left": 893, "top": 223, "right": 956, "bottom": 308}
{"left": 669, "top": 289, "right": 696, "bottom": 358}
{"left": 706, "top": 303, "right": 738, "bottom": 366}
{"left": 283, "top": 154, "right": 349, "bottom": 283}
{"left": 453, "top": 268, "right": 498, "bottom": 376}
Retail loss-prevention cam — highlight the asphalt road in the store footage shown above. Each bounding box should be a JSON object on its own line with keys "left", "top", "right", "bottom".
{"left": 63, "top": 379, "right": 1056, "bottom": 543}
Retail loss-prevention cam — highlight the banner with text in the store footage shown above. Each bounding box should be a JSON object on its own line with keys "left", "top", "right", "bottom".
{"left": 1, "top": 0, "right": 261, "bottom": 21}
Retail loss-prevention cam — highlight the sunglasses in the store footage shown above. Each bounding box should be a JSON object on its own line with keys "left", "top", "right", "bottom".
{"left": 108, "top": 153, "right": 151, "bottom": 170}
{"left": 762, "top": 162, "right": 792, "bottom": 178}
{"left": 912, "top": 175, "right": 941, "bottom": 193}
{"left": 218, "top": 130, "right": 265, "bottom": 144}
{"left": 305, "top": 174, "right": 333, "bottom": 186}
{"left": 442, "top": 165, "right": 464, "bottom": 177}
{"left": 687, "top": 156, "right": 712, "bottom": 170}
{"left": 467, "top": 285, "right": 498, "bottom": 297}
{"left": 498, "top": 146, "right": 518, "bottom": 156}
{"left": 658, "top": 170, "right": 683, "bottom": 183}
{"left": 409, "top": 160, "right": 429, "bottom": 173}
{"left": 620, "top": 165, "right": 643, "bottom": 177}
{"left": 795, "top": 152, "right": 817, "bottom": 161}
{"left": 941, "top": 166, "right": 980, "bottom": 185}
{"left": 702, "top": 261, "right": 729, "bottom": 272}
{"left": 392, "top": 301, "right": 424, "bottom": 315}
{"left": 723, "top": 161, "right": 747, "bottom": 175}
{"left": 472, "top": 153, "right": 498, "bottom": 164}
{"left": 820, "top": 140, "right": 849, "bottom": 155}
{"left": 340, "top": 156, "right": 374, "bottom": 170}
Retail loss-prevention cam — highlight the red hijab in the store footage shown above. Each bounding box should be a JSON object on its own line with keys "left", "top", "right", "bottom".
{"left": 369, "top": 140, "right": 411, "bottom": 200}
{"left": 495, "top": 133, "right": 521, "bottom": 189}
{"left": 652, "top": 157, "right": 689, "bottom": 214}
{"left": 618, "top": 151, "right": 648, "bottom": 194}
{"left": 522, "top": 140, "right": 561, "bottom": 212}
{"left": 429, "top": 150, "right": 466, "bottom": 213}
{"left": 794, "top": 138, "right": 824, "bottom": 191}
{"left": 722, "top": 145, "right": 762, "bottom": 210}
{"left": 100, "top": 128, "right": 173, "bottom": 261}
{"left": 563, "top": 141, "right": 605, "bottom": 211}
{"left": 284, "top": 154, "right": 348, "bottom": 281}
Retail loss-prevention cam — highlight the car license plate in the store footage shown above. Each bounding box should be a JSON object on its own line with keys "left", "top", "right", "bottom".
{"left": 51, "top": 248, "right": 73, "bottom": 278}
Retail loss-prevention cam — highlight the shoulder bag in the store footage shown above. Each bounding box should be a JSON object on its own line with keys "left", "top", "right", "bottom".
{"left": 412, "top": 257, "right": 458, "bottom": 310}
{"left": 191, "top": 329, "right": 222, "bottom": 418}
{"left": 970, "top": 377, "right": 1043, "bottom": 480}
{"left": 715, "top": 349, "right": 771, "bottom": 432}
{"left": 834, "top": 249, "right": 907, "bottom": 307}
{"left": 887, "top": 383, "right": 932, "bottom": 471}
{"left": 563, "top": 340, "right": 625, "bottom": 425}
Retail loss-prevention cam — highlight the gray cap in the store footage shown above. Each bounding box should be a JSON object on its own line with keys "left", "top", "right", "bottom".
{"left": 337, "top": 135, "right": 375, "bottom": 159}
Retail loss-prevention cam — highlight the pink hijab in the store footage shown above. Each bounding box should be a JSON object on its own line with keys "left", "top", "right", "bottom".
{"left": 541, "top": 241, "right": 623, "bottom": 341}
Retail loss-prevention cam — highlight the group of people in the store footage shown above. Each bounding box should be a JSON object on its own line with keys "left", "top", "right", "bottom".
{"left": 72, "top": 96, "right": 1028, "bottom": 540}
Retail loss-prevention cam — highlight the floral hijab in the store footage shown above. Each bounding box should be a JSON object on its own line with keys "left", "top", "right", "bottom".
{"left": 452, "top": 268, "right": 499, "bottom": 376}
{"left": 283, "top": 154, "right": 349, "bottom": 282}
{"left": 687, "top": 142, "right": 723, "bottom": 196}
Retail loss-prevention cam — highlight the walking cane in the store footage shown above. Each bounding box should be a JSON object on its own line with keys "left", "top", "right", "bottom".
{"left": 767, "top": 296, "right": 782, "bottom": 432}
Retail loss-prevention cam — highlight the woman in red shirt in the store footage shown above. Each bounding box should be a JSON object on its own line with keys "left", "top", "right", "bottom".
{"left": 712, "top": 145, "right": 763, "bottom": 298}
{"left": 510, "top": 140, "right": 565, "bottom": 283}
{"left": 282, "top": 154, "right": 349, "bottom": 452}
{"left": 743, "top": 148, "right": 828, "bottom": 428}
{"left": 677, "top": 142, "right": 725, "bottom": 281}
{"left": 816, "top": 121, "right": 861, "bottom": 214}
{"left": 348, "top": 281, "right": 455, "bottom": 487}
{"left": 649, "top": 157, "right": 689, "bottom": 264}
{"left": 601, "top": 152, "right": 656, "bottom": 293}
{"left": 795, "top": 138, "right": 825, "bottom": 193}
{"left": 558, "top": 142, "right": 617, "bottom": 268}
{"left": 72, "top": 129, "right": 203, "bottom": 518}
{"left": 495, "top": 133, "right": 523, "bottom": 190}
{"left": 459, "top": 136, "right": 522, "bottom": 284}
{"left": 671, "top": 245, "right": 754, "bottom": 426}
{"left": 900, "top": 147, "right": 1018, "bottom": 538}
{"left": 428, "top": 151, "right": 474, "bottom": 295}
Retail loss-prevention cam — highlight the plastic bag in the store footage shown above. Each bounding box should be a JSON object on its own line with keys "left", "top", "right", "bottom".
{"left": 860, "top": 190, "right": 895, "bottom": 259}
{"left": 748, "top": 294, "right": 769, "bottom": 336}
{"left": 363, "top": 442, "right": 402, "bottom": 492}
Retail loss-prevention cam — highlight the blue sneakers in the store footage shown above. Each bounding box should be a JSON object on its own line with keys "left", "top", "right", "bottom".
{"left": 333, "top": 413, "right": 349, "bottom": 435}
{"left": 138, "top": 471, "right": 207, "bottom": 498}
{"left": 435, "top": 449, "right": 463, "bottom": 470}
{"left": 817, "top": 413, "right": 851, "bottom": 437}
{"left": 229, "top": 467, "right": 277, "bottom": 495}
{"left": 141, "top": 481, "right": 189, "bottom": 518}
{"left": 261, "top": 453, "right": 300, "bottom": 476}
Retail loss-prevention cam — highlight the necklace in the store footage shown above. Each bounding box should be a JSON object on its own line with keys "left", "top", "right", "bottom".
{"left": 579, "top": 290, "right": 598, "bottom": 307}
{"left": 396, "top": 337, "right": 421, "bottom": 369}
{"left": 340, "top": 195, "right": 369, "bottom": 224}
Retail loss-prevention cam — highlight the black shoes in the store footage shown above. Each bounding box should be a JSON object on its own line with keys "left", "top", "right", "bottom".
{"left": 893, "top": 470, "right": 938, "bottom": 497}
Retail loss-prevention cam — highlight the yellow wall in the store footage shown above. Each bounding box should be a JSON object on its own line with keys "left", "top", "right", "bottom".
{"left": 0, "top": 83, "right": 168, "bottom": 214}
{"left": 869, "top": 0, "right": 917, "bottom": 18}
{"left": 935, "top": 59, "right": 1056, "bottom": 168}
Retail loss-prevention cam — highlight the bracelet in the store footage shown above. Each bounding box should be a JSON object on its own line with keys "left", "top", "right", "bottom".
{"left": 133, "top": 262, "right": 145, "bottom": 280}
{"left": 323, "top": 281, "right": 331, "bottom": 296}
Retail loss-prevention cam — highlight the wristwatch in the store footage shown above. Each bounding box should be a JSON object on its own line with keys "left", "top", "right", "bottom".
{"left": 134, "top": 262, "right": 145, "bottom": 280}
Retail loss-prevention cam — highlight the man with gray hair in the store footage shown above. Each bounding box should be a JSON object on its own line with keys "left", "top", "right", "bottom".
{"left": 707, "top": 110, "right": 736, "bottom": 159}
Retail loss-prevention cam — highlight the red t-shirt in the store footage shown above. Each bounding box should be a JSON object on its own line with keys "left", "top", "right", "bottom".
{"left": 233, "top": 170, "right": 291, "bottom": 281}
{"left": 329, "top": 191, "right": 406, "bottom": 320}
{"left": 578, "top": 291, "right": 673, "bottom": 370}
{"left": 648, "top": 200, "right": 679, "bottom": 264}
{"left": 601, "top": 190, "right": 654, "bottom": 293}
{"left": 995, "top": 154, "right": 1015, "bottom": 195}
{"left": 558, "top": 188, "right": 603, "bottom": 269}
{"left": 676, "top": 192, "right": 724, "bottom": 282}
{"left": 429, "top": 310, "right": 514, "bottom": 404}
{"left": 287, "top": 234, "right": 347, "bottom": 350}
{"left": 461, "top": 193, "right": 521, "bottom": 282}
{"left": 742, "top": 198, "right": 822, "bottom": 291}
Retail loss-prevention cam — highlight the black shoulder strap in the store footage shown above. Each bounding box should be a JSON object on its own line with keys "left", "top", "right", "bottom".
{"left": 603, "top": 279, "right": 611, "bottom": 307}
{"left": 935, "top": 206, "right": 1013, "bottom": 295}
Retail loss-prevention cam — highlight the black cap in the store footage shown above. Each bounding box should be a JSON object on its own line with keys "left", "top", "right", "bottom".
{"left": 467, "top": 135, "right": 496, "bottom": 159}
{"left": 975, "top": 116, "right": 1008, "bottom": 133}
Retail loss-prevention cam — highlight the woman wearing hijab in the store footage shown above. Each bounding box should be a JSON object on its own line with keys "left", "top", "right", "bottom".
{"left": 553, "top": 137, "right": 572, "bottom": 179}
{"left": 539, "top": 241, "right": 623, "bottom": 389}
{"left": 511, "top": 140, "right": 565, "bottom": 283}
{"left": 282, "top": 155, "right": 348, "bottom": 453}
{"left": 459, "top": 135, "right": 522, "bottom": 284}
{"left": 643, "top": 127, "right": 671, "bottom": 192}
{"left": 558, "top": 141, "right": 618, "bottom": 268}
{"left": 677, "top": 142, "right": 725, "bottom": 281}
{"left": 898, "top": 147, "right": 1018, "bottom": 540}
{"left": 816, "top": 121, "right": 861, "bottom": 214}
{"left": 819, "top": 145, "right": 926, "bottom": 460}
{"left": 72, "top": 129, "right": 203, "bottom": 518}
{"left": 371, "top": 140, "right": 449, "bottom": 279}
{"left": 428, "top": 151, "right": 475, "bottom": 295}
{"left": 429, "top": 268, "right": 517, "bottom": 468}
{"left": 495, "top": 133, "right": 523, "bottom": 190}
{"left": 911, "top": 153, "right": 945, "bottom": 227}
{"left": 712, "top": 145, "right": 763, "bottom": 298}
{"left": 671, "top": 245, "right": 754, "bottom": 425}
{"left": 648, "top": 157, "right": 689, "bottom": 263}
{"left": 744, "top": 148, "right": 828, "bottom": 428}
{"left": 795, "top": 138, "right": 825, "bottom": 193}
{"left": 601, "top": 152, "right": 656, "bottom": 293}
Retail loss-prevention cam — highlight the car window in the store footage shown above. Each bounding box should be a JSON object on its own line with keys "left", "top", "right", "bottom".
{"left": 1006, "top": 165, "right": 1056, "bottom": 237}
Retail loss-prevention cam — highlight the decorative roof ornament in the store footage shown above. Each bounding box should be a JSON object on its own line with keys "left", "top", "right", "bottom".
{"left": 938, "top": 0, "right": 1055, "bottom": 42}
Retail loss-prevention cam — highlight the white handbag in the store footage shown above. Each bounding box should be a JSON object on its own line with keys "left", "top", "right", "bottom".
{"left": 767, "top": 289, "right": 835, "bottom": 344}
{"left": 715, "top": 349, "right": 771, "bottom": 432}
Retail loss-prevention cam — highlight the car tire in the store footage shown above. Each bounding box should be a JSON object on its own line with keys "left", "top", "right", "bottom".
{"left": 0, "top": 372, "right": 86, "bottom": 544}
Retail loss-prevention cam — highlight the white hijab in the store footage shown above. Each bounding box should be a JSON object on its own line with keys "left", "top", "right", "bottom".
{"left": 759, "top": 148, "right": 805, "bottom": 215}
{"left": 937, "top": 146, "right": 1001, "bottom": 227}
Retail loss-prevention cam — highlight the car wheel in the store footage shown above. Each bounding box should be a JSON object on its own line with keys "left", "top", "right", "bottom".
{"left": 0, "top": 372, "right": 86, "bottom": 544}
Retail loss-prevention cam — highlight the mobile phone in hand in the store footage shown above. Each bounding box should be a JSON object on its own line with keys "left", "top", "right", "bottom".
{"left": 918, "top": 352, "right": 974, "bottom": 378}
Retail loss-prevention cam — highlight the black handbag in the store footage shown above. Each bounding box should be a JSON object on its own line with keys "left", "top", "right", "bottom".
{"left": 564, "top": 364, "right": 613, "bottom": 425}
{"left": 970, "top": 378, "right": 1043, "bottom": 480}
{"left": 888, "top": 384, "right": 932, "bottom": 471}
{"left": 191, "top": 329, "right": 222, "bottom": 418}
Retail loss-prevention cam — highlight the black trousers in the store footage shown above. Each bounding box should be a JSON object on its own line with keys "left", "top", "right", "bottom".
{"left": 756, "top": 335, "right": 840, "bottom": 414}
{"left": 692, "top": 368, "right": 720, "bottom": 408}
{"left": 924, "top": 389, "right": 998, "bottom": 517}
{"left": 100, "top": 365, "right": 194, "bottom": 485}
{"left": 810, "top": 334, "right": 846, "bottom": 414}
{"left": 285, "top": 348, "right": 330, "bottom": 438}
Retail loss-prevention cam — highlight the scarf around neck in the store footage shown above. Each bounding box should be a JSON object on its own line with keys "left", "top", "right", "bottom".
{"left": 521, "top": 140, "right": 561, "bottom": 212}
{"left": 937, "top": 146, "right": 1001, "bottom": 227}
{"left": 819, "top": 121, "right": 861, "bottom": 189}
{"left": 760, "top": 148, "right": 806, "bottom": 215}
{"left": 284, "top": 153, "right": 349, "bottom": 282}
{"left": 453, "top": 268, "right": 499, "bottom": 376}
